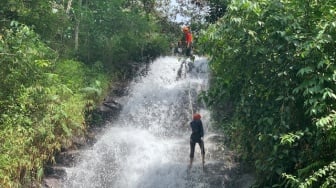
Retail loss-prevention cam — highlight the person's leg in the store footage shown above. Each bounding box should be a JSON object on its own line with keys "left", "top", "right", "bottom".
{"left": 189, "top": 140, "right": 196, "bottom": 168}
{"left": 199, "top": 139, "right": 205, "bottom": 164}
{"left": 186, "top": 47, "right": 191, "bottom": 57}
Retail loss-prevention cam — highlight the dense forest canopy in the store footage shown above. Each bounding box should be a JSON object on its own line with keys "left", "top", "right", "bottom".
{"left": 1, "top": 0, "right": 336, "bottom": 187}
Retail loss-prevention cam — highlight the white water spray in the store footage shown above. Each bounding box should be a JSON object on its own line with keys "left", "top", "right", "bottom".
{"left": 63, "top": 56, "right": 227, "bottom": 188}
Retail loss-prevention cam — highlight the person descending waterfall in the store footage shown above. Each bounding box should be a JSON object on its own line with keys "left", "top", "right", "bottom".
{"left": 176, "top": 26, "right": 195, "bottom": 79}
{"left": 182, "top": 26, "right": 195, "bottom": 62}
{"left": 189, "top": 113, "right": 205, "bottom": 169}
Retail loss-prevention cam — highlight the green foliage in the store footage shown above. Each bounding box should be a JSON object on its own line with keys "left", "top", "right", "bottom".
{"left": 0, "top": 23, "right": 109, "bottom": 186}
{"left": 0, "top": 0, "right": 70, "bottom": 52}
{"left": 0, "top": 22, "right": 55, "bottom": 109}
{"left": 54, "top": 60, "right": 87, "bottom": 91}
{"left": 200, "top": 0, "right": 336, "bottom": 187}
{"left": 0, "top": 0, "right": 177, "bottom": 186}
{"left": 283, "top": 161, "right": 336, "bottom": 188}
{"left": 75, "top": 0, "right": 170, "bottom": 68}
{"left": 280, "top": 131, "right": 304, "bottom": 146}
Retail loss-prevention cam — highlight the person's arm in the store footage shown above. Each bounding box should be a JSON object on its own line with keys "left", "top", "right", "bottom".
{"left": 200, "top": 121, "right": 204, "bottom": 138}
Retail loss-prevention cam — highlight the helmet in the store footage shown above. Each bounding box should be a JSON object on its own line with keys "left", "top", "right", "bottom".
{"left": 193, "top": 113, "right": 201, "bottom": 120}
{"left": 182, "top": 26, "right": 189, "bottom": 32}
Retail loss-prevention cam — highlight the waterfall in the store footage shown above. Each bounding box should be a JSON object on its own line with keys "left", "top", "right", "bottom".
{"left": 63, "top": 56, "right": 237, "bottom": 188}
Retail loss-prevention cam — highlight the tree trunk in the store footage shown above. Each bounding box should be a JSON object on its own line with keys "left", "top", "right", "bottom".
{"left": 66, "top": 0, "right": 73, "bottom": 14}
{"left": 74, "top": 0, "right": 82, "bottom": 51}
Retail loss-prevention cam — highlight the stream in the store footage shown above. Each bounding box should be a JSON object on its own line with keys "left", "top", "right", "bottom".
{"left": 62, "top": 56, "right": 254, "bottom": 188}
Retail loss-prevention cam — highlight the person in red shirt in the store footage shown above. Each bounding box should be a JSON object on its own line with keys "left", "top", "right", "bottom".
{"left": 182, "top": 26, "right": 193, "bottom": 58}
{"left": 176, "top": 26, "right": 195, "bottom": 79}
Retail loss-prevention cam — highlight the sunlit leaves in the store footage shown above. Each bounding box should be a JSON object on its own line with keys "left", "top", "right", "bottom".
{"left": 0, "top": 22, "right": 107, "bottom": 186}
{"left": 280, "top": 131, "right": 304, "bottom": 146}
{"left": 230, "top": 17, "right": 242, "bottom": 24}
{"left": 316, "top": 111, "right": 336, "bottom": 130}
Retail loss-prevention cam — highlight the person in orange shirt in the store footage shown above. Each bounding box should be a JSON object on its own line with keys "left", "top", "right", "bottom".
{"left": 182, "top": 26, "right": 193, "bottom": 58}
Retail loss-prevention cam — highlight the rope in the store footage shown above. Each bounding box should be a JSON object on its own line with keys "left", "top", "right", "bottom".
{"left": 179, "top": 56, "right": 195, "bottom": 119}
{"left": 188, "top": 80, "right": 194, "bottom": 120}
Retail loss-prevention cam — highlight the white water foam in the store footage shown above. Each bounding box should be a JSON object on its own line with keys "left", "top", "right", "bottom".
{"left": 64, "top": 56, "right": 213, "bottom": 188}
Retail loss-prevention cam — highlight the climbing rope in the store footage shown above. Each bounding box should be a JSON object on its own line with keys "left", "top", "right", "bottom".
{"left": 188, "top": 80, "right": 194, "bottom": 120}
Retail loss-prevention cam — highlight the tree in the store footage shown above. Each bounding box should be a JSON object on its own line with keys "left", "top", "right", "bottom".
{"left": 205, "top": 0, "right": 228, "bottom": 23}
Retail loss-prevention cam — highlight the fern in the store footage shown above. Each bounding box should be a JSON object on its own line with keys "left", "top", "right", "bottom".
{"left": 284, "top": 161, "right": 336, "bottom": 188}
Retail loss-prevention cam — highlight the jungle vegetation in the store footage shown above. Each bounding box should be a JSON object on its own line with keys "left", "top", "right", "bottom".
{"left": 0, "top": 0, "right": 177, "bottom": 186}
{"left": 200, "top": 0, "right": 336, "bottom": 187}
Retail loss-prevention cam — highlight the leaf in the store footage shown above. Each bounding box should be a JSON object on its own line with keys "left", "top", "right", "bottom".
{"left": 37, "top": 167, "right": 44, "bottom": 181}
{"left": 276, "top": 96, "right": 284, "bottom": 101}
{"left": 35, "top": 60, "right": 50, "bottom": 68}
{"left": 297, "top": 67, "right": 313, "bottom": 76}
{"left": 322, "top": 89, "right": 336, "bottom": 100}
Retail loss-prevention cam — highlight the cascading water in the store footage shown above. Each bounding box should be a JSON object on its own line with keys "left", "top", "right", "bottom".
{"left": 63, "top": 56, "right": 248, "bottom": 188}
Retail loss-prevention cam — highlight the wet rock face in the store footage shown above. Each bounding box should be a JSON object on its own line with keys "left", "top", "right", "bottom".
{"left": 202, "top": 134, "right": 255, "bottom": 188}
{"left": 43, "top": 151, "right": 81, "bottom": 187}
{"left": 94, "top": 84, "right": 126, "bottom": 122}
{"left": 43, "top": 178, "right": 62, "bottom": 188}
{"left": 43, "top": 166, "right": 67, "bottom": 188}
{"left": 55, "top": 150, "right": 81, "bottom": 167}
{"left": 44, "top": 166, "right": 67, "bottom": 179}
